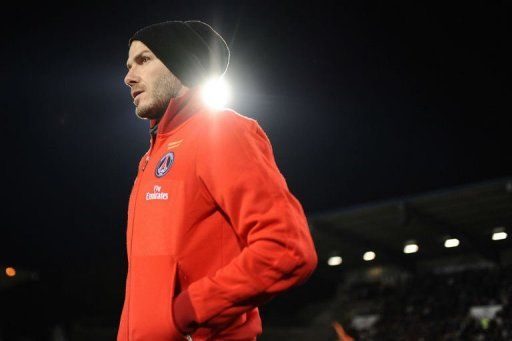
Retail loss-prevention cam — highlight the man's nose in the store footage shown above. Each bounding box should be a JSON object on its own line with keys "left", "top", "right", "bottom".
{"left": 124, "top": 68, "right": 139, "bottom": 87}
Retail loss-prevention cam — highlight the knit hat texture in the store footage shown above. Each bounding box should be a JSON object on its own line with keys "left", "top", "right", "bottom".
{"left": 129, "top": 20, "right": 230, "bottom": 87}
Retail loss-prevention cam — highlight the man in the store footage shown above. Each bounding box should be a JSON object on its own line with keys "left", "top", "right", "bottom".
{"left": 118, "top": 20, "right": 317, "bottom": 341}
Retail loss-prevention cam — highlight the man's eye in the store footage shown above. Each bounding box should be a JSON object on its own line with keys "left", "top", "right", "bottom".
{"left": 142, "top": 57, "right": 150, "bottom": 63}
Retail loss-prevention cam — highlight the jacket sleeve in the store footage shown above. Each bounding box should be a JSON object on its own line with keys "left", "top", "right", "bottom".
{"left": 173, "top": 111, "right": 318, "bottom": 333}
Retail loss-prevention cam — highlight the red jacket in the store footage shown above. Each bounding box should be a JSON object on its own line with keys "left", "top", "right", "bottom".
{"left": 117, "top": 89, "right": 317, "bottom": 340}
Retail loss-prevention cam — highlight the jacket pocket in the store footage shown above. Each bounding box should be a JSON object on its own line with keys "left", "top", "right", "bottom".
{"left": 129, "top": 255, "right": 185, "bottom": 341}
{"left": 169, "top": 262, "right": 188, "bottom": 340}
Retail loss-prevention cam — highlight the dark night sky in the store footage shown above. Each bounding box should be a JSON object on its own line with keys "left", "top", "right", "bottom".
{"left": 2, "top": 0, "right": 511, "bottom": 274}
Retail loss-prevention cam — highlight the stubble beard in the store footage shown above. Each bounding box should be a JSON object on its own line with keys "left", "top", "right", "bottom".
{"left": 135, "top": 73, "right": 183, "bottom": 120}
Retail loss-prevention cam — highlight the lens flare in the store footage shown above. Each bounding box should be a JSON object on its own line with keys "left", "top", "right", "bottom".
{"left": 201, "top": 77, "right": 231, "bottom": 109}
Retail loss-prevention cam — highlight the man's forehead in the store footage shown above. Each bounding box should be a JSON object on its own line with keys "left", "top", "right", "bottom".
{"left": 128, "top": 41, "right": 152, "bottom": 58}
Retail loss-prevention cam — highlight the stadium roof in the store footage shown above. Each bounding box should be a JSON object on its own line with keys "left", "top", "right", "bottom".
{"left": 310, "top": 177, "right": 512, "bottom": 271}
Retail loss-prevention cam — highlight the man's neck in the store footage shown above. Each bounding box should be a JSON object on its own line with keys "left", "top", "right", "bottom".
{"left": 149, "top": 87, "right": 200, "bottom": 135}
{"left": 150, "top": 88, "right": 188, "bottom": 125}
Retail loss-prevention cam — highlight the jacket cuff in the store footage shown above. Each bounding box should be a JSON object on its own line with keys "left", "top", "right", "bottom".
{"left": 173, "top": 290, "right": 198, "bottom": 334}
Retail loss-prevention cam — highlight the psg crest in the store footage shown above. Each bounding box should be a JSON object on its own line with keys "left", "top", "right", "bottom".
{"left": 155, "top": 152, "right": 174, "bottom": 178}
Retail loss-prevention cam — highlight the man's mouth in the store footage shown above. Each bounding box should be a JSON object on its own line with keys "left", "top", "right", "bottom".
{"left": 132, "top": 91, "right": 144, "bottom": 106}
{"left": 132, "top": 90, "right": 144, "bottom": 100}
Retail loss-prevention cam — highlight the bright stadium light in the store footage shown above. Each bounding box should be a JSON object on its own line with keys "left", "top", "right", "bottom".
{"left": 403, "top": 243, "right": 419, "bottom": 254}
{"left": 363, "top": 251, "right": 376, "bottom": 261}
{"left": 200, "top": 77, "right": 231, "bottom": 109}
{"left": 492, "top": 232, "right": 507, "bottom": 240}
{"left": 444, "top": 238, "right": 460, "bottom": 248}
{"left": 327, "top": 256, "right": 343, "bottom": 266}
{"left": 492, "top": 228, "right": 507, "bottom": 241}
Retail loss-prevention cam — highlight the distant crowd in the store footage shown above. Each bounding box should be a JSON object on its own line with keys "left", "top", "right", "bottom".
{"left": 341, "top": 265, "right": 512, "bottom": 340}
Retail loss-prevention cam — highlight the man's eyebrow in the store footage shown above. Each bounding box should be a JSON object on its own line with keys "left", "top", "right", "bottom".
{"left": 126, "top": 50, "right": 151, "bottom": 69}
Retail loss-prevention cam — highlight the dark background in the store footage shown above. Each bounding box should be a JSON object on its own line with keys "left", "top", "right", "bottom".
{"left": 1, "top": 0, "right": 511, "bottom": 337}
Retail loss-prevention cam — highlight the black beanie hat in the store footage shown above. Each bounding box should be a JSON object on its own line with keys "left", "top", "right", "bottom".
{"left": 129, "top": 20, "right": 230, "bottom": 88}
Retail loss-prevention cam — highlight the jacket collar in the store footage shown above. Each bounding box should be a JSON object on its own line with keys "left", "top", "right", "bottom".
{"left": 149, "top": 87, "right": 203, "bottom": 135}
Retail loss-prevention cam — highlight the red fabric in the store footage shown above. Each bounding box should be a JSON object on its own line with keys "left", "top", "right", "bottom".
{"left": 173, "top": 291, "right": 196, "bottom": 334}
{"left": 117, "top": 90, "right": 317, "bottom": 340}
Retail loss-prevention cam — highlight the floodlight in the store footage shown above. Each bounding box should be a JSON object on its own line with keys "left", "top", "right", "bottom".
{"left": 200, "top": 77, "right": 230, "bottom": 109}
{"left": 492, "top": 231, "right": 507, "bottom": 241}
{"left": 327, "top": 256, "right": 342, "bottom": 266}
{"left": 363, "top": 251, "right": 376, "bottom": 261}
{"left": 444, "top": 238, "right": 460, "bottom": 248}
{"left": 403, "top": 243, "right": 419, "bottom": 254}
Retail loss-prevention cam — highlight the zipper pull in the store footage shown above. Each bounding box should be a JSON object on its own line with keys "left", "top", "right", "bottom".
{"left": 142, "top": 125, "right": 158, "bottom": 171}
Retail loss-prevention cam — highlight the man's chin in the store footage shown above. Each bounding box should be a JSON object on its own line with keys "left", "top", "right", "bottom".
{"left": 135, "top": 98, "right": 169, "bottom": 121}
{"left": 135, "top": 110, "right": 150, "bottom": 120}
{"left": 135, "top": 105, "right": 156, "bottom": 120}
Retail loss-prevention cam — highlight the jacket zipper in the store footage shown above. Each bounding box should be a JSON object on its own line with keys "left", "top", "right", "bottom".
{"left": 126, "top": 131, "right": 157, "bottom": 340}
